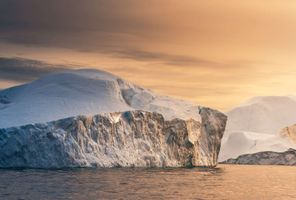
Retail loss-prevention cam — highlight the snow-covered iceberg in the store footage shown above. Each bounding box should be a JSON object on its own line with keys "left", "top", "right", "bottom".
{"left": 219, "top": 96, "right": 296, "bottom": 162}
{"left": 0, "top": 69, "right": 227, "bottom": 168}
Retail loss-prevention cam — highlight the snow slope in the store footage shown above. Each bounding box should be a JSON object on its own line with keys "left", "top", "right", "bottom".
{"left": 226, "top": 96, "right": 296, "bottom": 135}
{"left": 219, "top": 96, "right": 296, "bottom": 161}
{"left": 0, "top": 69, "right": 201, "bottom": 128}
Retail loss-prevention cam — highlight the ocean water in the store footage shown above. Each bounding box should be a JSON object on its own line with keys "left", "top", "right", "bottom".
{"left": 0, "top": 164, "right": 295, "bottom": 200}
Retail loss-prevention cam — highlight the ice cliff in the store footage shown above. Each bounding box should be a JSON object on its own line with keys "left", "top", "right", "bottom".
{"left": 0, "top": 69, "right": 227, "bottom": 168}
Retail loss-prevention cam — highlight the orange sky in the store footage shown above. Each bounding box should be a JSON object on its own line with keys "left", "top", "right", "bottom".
{"left": 1, "top": 0, "right": 296, "bottom": 111}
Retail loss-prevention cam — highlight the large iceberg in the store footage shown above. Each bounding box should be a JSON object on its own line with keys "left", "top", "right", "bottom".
{"left": 0, "top": 69, "right": 227, "bottom": 168}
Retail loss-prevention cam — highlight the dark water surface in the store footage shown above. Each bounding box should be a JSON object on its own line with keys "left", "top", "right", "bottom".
{"left": 0, "top": 164, "right": 295, "bottom": 200}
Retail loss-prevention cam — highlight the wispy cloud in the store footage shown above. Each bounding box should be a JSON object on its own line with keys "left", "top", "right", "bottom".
{"left": 111, "top": 49, "right": 222, "bottom": 67}
{"left": 0, "top": 0, "right": 227, "bottom": 68}
{"left": 0, "top": 57, "right": 67, "bottom": 82}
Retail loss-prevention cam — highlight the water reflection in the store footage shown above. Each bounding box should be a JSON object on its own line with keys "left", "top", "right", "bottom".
{"left": 0, "top": 165, "right": 295, "bottom": 200}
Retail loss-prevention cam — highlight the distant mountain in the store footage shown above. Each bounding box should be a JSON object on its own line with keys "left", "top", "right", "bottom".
{"left": 219, "top": 96, "right": 296, "bottom": 161}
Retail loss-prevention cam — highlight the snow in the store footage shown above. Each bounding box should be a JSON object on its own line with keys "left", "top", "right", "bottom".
{"left": 226, "top": 96, "right": 296, "bottom": 134}
{"left": 219, "top": 96, "right": 296, "bottom": 161}
{"left": 0, "top": 69, "right": 201, "bottom": 128}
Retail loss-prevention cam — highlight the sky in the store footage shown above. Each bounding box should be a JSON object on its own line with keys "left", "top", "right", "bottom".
{"left": 1, "top": 0, "right": 296, "bottom": 111}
